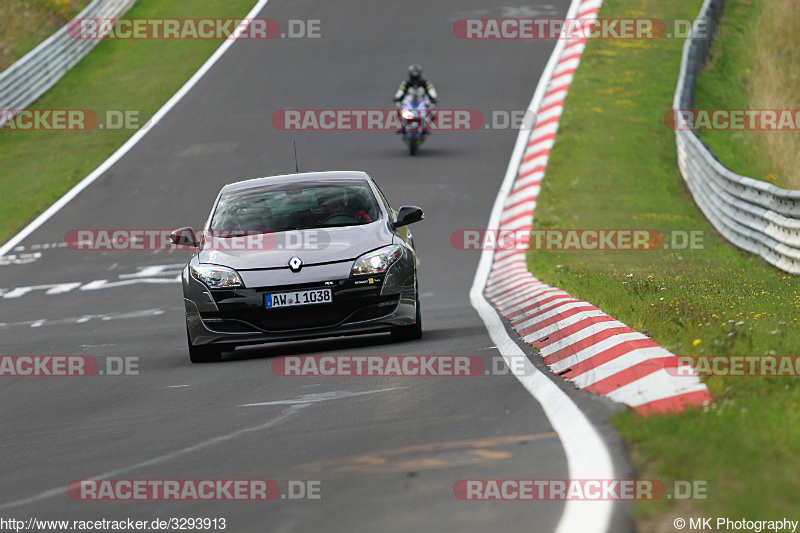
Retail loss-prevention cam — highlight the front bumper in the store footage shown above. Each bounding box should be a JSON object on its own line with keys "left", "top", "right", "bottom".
{"left": 184, "top": 272, "right": 417, "bottom": 348}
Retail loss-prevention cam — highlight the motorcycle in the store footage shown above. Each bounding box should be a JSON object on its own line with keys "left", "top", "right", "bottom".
{"left": 397, "top": 89, "right": 434, "bottom": 156}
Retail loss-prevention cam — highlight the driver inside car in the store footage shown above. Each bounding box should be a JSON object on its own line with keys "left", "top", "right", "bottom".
{"left": 316, "top": 190, "right": 372, "bottom": 225}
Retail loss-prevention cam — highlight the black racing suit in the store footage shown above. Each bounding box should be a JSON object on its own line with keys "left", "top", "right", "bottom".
{"left": 393, "top": 77, "right": 438, "bottom": 104}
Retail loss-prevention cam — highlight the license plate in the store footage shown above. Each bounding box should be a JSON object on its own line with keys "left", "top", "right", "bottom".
{"left": 265, "top": 288, "right": 332, "bottom": 309}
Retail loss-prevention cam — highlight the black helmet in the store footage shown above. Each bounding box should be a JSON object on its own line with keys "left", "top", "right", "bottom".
{"left": 408, "top": 64, "right": 423, "bottom": 81}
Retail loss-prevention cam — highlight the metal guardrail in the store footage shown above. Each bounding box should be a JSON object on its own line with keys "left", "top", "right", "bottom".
{"left": 0, "top": 0, "right": 136, "bottom": 128}
{"left": 673, "top": 0, "right": 800, "bottom": 274}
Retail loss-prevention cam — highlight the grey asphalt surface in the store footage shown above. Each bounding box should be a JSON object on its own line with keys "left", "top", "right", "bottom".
{"left": 0, "top": 1, "right": 634, "bottom": 531}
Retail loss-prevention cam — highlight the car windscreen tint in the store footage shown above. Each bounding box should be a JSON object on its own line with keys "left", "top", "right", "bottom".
{"left": 210, "top": 180, "right": 382, "bottom": 233}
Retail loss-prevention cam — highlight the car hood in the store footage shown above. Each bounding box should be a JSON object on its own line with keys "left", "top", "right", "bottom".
{"left": 197, "top": 222, "right": 394, "bottom": 270}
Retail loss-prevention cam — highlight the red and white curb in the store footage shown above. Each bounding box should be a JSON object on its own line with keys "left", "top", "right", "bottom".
{"left": 485, "top": 0, "right": 713, "bottom": 415}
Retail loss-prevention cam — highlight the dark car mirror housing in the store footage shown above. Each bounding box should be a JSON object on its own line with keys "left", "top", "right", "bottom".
{"left": 393, "top": 206, "right": 424, "bottom": 229}
{"left": 170, "top": 227, "right": 198, "bottom": 248}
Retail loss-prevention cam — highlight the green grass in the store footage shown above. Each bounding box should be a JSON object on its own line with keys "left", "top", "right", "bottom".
{"left": 0, "top": 0, "right": 257, "bottom": 243}
{"left": 692, "top": 0, "right": 778, "bottom": 186}
{"left": 526, "top": 0, "right": 800, "bottom": 523}
{"left": 1, "top": 0, "right": 91, "bottom": 71}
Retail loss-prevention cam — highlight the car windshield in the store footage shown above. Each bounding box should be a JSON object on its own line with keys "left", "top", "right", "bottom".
{"left": 210, "top": 179, "right": 382, "bottom": 233}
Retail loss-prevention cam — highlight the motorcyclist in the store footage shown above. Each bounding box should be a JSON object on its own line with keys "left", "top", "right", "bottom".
{"left": 394, "top": 65, "right": 437, "bottom": 137}
{"left": 393, "top": 64, "right": 438, "bottom": 107}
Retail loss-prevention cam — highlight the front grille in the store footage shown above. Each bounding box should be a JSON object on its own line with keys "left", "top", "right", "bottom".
{"left": 220, "top": 294, "right": 400, "bottom": 332}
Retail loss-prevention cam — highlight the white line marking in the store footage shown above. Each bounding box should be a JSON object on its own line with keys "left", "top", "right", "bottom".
{"left": 0, "top": 0, "right": 272, "bottom": 258}
{"left": 2, "top": 282, "right": 81, "bottom": 299}
{"left": 80, "top": 344, "right": 117, "bottom": 348}
{"left": 0, "top": 309, "right": 165, "bottom": 329}
{"left": 79, "top": 278, "right": 179, "bottom": 291}
{"left": 469, "top": 0, "right": 614, "bottom": 531}
{"left": 118, "top": 264, "right": 184, "bottom": 279}
{"left": 2, "top": 264, "right": 183, "bottom": 301}
{"left": 0, "top": 252, "right": 41, "bottom": 266}
{"left": 240, "top": 387, "right": 405, "bottom": 407}
{"left": 0, "top": 403, "right": 306, "bottom": 511}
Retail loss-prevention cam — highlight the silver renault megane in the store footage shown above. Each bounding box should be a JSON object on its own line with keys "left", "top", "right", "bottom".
{"left": 171, "top": 171, "right": 424, "bottom": 363}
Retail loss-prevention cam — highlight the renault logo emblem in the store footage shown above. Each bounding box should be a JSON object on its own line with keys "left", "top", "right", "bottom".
{"left": 288, "top": 256, "right": 303, "bottom": 272}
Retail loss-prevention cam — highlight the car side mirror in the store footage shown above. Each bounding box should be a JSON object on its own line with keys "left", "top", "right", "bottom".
{"left": 170, "top": 227, "right": 198, "bottom": 247}
{"left": 393, "top": 206, "right": 424, "bottom": 229}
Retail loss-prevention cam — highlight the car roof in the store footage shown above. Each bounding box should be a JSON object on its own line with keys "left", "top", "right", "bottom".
{"left": 221, "top": 171, "right": 372, "bottom": 193}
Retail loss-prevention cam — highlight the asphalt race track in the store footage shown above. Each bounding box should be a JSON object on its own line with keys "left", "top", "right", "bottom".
{"left": 1, "top": 1, "right": 633, "bottom": 531}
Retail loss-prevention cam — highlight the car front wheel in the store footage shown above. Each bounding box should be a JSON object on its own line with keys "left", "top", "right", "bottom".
{"left": 391, "top": 300, "right": 422, "bottom": 342}
{"left": 186, "top": 326, "right": 222, "bottom": 363}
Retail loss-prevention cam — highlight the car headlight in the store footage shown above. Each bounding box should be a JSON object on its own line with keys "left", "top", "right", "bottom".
{"left": 351, "top": 245, "right": 404, "bottom": 276}
{"left": 190, "top": 264, "right": 244, "bottom": 289}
